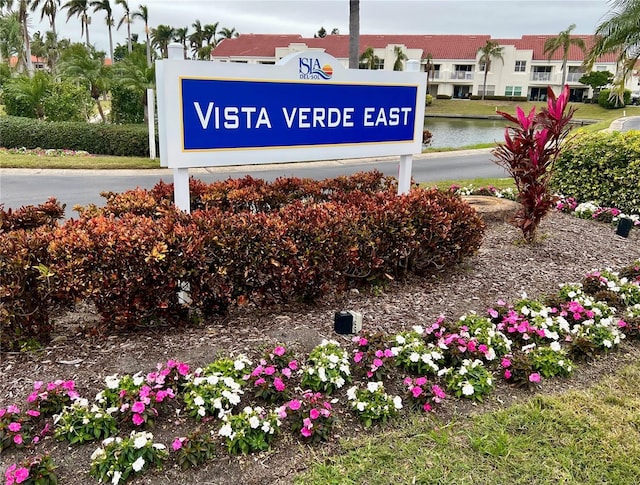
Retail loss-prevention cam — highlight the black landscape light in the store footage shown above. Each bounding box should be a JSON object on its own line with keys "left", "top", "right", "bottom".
{"left": 334, "top": 311, "right": 363, "bottom": 334}
{"left": 616, "top": 218, "right": 633, "bottom": 238}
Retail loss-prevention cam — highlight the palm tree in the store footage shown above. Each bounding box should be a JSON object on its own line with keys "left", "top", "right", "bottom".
{"left": 477, "top": 40, "right": 504, "bottom": 100}
{"left": 30, "top": 0, "right": 60, "bottom": 54}
{"left": 217, "top": 26, "right": 237, "bottom": 41}
{"left": 0, "top": 11, "right": 23, "bottom": 66}
{"left": 58, "top": 43, "right": 111, "bottom": 121}
{"left": 63, "top": 0, "right": 91, "bottom": 47}
{"left": 0, "top": 0, "right": 35, "bottom": 75}
{"left": 359, "top": 46, "right": 379, "bottom": 69}
{"left": 423, "top": 52, "right": 434, "bottom": 94}
{"left": 3, "top": 70, "right": 51, "bottom": 117}
{"left": 114, "top": 0, "right": 131, "bottom": 53}
{"left": 150, "top": 23, "right": 173, "bottom": 59}
{"left": 543, "top": 23, "right": 586, "bottom": 87}
{"left": 348, "top": 0, "right": 359, "bottom": 69}
{"left": 588, "top": 1, "right": 640, "bottom": 106}
{"left": 393, "top": 46, "right": 407, "bottom": 71}
{"left": 202, "top": 22, "right": 218, "bottom": 48}
{"left": 112, "top": 47, "right": 153, "bottom": 121}
{"left": 90, "top": 0, "right": 113, "bottom": 61}
{"left": 173, "top": 26, "right": 188, "bottom": 59}
{"left": 131, "top": 3, "right": 150, "bottom": 66}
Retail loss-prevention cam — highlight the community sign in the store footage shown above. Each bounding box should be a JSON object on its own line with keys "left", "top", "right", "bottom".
{"left": 156, "top": 51, "right": 426, "bottom": 168}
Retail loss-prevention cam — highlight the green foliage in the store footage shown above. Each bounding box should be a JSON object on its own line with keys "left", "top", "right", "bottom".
{"left": 172, "top": 430, "right": 218, "bottom": 469}
{"left": 0, "top": 116, "right": 156, "bottom": 156}
{"left": 42, "top": 81, "right": 93, "bottom": 122}
{"left": 54, "top": 399, "right": 119, "bottom": 445}
{"left": 597, "top": 88, "right": 631, "bottom": 109}
{"left": 2, "top": 73, "right": 52, "bottom": 118}
{"left": 552, "top": 131, "right": 640, "bottom": 213}
{"left": 110, "top": 81, "right": 145, "bottom": 124}
{"left": 578, "top": 70, "right": 613, "bottom": 92}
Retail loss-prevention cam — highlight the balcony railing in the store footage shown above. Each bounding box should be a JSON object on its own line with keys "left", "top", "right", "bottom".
{"left": 567, "top": 72, "right": 585, "bottom": 83}
{"left": 530, "top": 72, "right": 551, "bottom": 82}
{"left": 429, "top": 71, "right": 440, "bottom": 79}
{"left": 450, "top": 71, "right": 473, "bottom": 80}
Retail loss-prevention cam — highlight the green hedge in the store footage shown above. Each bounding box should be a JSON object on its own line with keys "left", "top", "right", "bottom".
{"left": 0, "top": 115, "right": 157, "bottom": 156}
{"left": 552, "top": 131, "right": 640, "bottom": 213}
{"left": 469, "top": 95, "right": 528, "bottom": 102}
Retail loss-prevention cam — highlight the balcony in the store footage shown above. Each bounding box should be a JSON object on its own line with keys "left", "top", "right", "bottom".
{"left": 450, "top": 71, "right": 473, "bottom": 80}
{"left": 530, "top": 72, "right": 551, "bottom": 82}
{"left": 567, "top": 72, "right": 585, "bottom": 83}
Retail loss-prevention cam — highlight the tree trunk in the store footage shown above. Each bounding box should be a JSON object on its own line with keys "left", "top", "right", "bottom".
{"left": 20, "top": 6, "right": 33, "bottom": 77}
{"left": 146, "top": 32, "right": 151, "bottom": 67}
{"left": 96, "top": 98, "right": 106, "bottom": 122}
{"left": 348, "top": 0, "right": 360, "bottom": 69}
{"left": 108, "top": 23, "right": 114, "bottom": 62}
{"left": 127, "top": 22, "right": 132, "bottom": 53}
{"left": 482, "top": 65, "right": 488, "bottom": 100}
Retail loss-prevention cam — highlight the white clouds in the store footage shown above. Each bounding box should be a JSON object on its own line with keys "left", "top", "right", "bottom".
{"left": 27, "top": 0, "right": 610, "bottom": 57}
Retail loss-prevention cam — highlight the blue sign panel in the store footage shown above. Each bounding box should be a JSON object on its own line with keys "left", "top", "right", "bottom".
{"left": 180, "top": 78, "right": 417, "bottom": 151}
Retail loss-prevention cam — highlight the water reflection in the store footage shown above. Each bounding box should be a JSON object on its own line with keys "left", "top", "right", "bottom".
{"left": 424, "top": 117, "right": 507, "bottom": 149}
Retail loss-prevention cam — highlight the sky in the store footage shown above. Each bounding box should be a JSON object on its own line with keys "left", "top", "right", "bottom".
{"left": 28, "top": 0, "right": 614, "bottom": 57}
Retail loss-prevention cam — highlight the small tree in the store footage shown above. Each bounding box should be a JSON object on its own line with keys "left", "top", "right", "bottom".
{"left": 492, "top": 85, "right": 575, "bottom": 243}
{"left": 579, "top": 70, "right": 613, "bottom": 100}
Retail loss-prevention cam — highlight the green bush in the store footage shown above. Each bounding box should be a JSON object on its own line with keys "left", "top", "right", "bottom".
{"left": 436, "top": 94, "right": 452, "bottom": 100}
{"left": 0, "top": 116, "right": 156, "bottom": 156}
{"left": 552, "top": 131, "right": 640, "bottom": 214}
{"left": 110, "top": 82, "right": 145, "bottom": 124}
{"left": 43, "top": 81, "right": 93, "bottom": 122}
{"left": 470, "top": 95, "right": 528, "bottom": 102}
{"left": 597, "top": 89, "right": 631, "bottom": 109}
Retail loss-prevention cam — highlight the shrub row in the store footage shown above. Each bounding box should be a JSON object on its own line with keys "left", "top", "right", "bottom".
{"left": 0, "top": 116, "right": 156, "bottom": 157}
{"left": 469, "top": 95, "right": 528, "bottom": 102}
{"left": 0, "top": 174, "right": 485, "bottom": 350}
{"left": 552, "top": 131, "right": 640, "bottom": 214}
{"left": 0, "top": 198, "right": 66, "bottom": 233}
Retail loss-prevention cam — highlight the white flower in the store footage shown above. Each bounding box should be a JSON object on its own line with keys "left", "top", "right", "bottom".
{"left": 133, "top": 435, "right": 148, "bottom": 449}
{"left": 219, "top": 423, "right": 233, "bottom": 437}
{"left": 334, "top": 377, "right": 346, "bottom": 388}
{"left": 550, "top": 341, "right": 562, "bottom": 352}
{"left": 234, "top": 359, "right": 247, "bottom": 371}
{"left": 367, "top": 381, "right": 382, "bottom": 393}
{"left": 105, "top": 374, "right": 120, "bottom": 390}
{"left": 328, "top": 354, "right": 340, "bottom": 364}
{"left": 458, "top": 366, "right": 468, "bottom": 376}
{"left": 132, "top": 373, "right": 144, "bottom": 387}
{"left": 484, "top": 348, "right": 496, "bottom": 361}
{"left": 356, "top": 401, "right": 366, "bottom": 412}
{"left": 102, "top": 437, "right": 115, "bottom": 446}
{"left": 409, "top": 352, "right": 420, "bottom": 363}
{"left": 461, "top": 383, "right": 475, "bottom": 396}
{"left": 197, "top": 407, "right": 206, "bottom": 417}
{"left": 131, "top": 457, "right": 145, "bottom": 472}
{"left": 152, "top": 443, "right": 166, "bottom": 450}
{"left": 193, "top": 395, "right": 205, "bottom": 406}
{"left": 91, "top": 447, "right": 106, "bottom": 461}
{"left": 346, "top": 386, "right": 357, "bottom": 401}
{"left": 412, "top": 325, "right": 424, "bottom": 335}
{"left": 111, "top": 470, "right": 122, "bottom": 485}
{"left": 318, "top": 367, "right": 327, "bottom": 382}
{"left": 393, "top": 396, "right": 403, "bottom": 410}
{"left": 261, "top": 422, "right": 271, "bottom": 433}
{"left": 603, "top": 339, "right": 612, "bottom": 348}
{"left": 396, "top": 335, "right": 406, "bottom": 345}
{"left": 249, "top": 416, "right": 260, "bottom": 429}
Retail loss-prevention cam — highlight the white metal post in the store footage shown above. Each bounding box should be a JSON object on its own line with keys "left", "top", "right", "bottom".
{"left": 173, "top": 167, "right": 191, "bottom": 214}
{"left": 146, "top": 88, "right": 156, "bottom": 160}
{"left": 398, "top": 154, "right": 413, "bottom": 195}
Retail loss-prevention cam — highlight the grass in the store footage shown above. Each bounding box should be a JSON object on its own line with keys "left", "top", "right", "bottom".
{"left": 296, "top": 361, "right": 640, "bottom": 484}
{"left": 0, "top": 152, "right": 160, "bottom": 169}
{"left": 421, "top": 177, "right": 515, "bottom": 191}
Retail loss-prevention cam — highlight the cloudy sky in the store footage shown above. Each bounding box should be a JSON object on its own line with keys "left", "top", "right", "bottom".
{"left": 30, "top": 0, "right": 614, "bottom": 56}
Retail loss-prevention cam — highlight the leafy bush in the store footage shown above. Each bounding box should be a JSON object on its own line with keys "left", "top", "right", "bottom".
{"left": 552, "top": 131, "right": 640, "bottom": 214}
{"left": 597, "top": 88, "right": 630, "bottom": 109}
{"left": 42, "top": 80, "right": 93, "bottom": 122}
{"left": 0, "top": 116, "right": 156, "bottom": 156}
{"left": 0, "top": 197, "right": 66, "bottom": 232}
{"left": 110, "top": 82, "right": 145, "bottom": 124}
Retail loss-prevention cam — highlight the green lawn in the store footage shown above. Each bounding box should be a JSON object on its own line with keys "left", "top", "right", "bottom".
{"left": 297, "top": 360, "right": 640, "bottom": 484}
{"left": 0, "top": 151, "right": 160, "bottom": 169}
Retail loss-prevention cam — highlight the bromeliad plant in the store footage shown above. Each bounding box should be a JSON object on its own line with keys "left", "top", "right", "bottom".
{"left": 89, "top": 431, "right": 168, "bottom": 484}
{"left": 4, "top": 454, "right": 58, "bottom": 485}
{"left": 346, "top": 381, "right": 403, "bottom": 427}
{"left": 300, "top": 340, "right": 351, "bottom": 394}
{"left": 492, "top": 84, "right": 575, "bottom": 243}
{"left": 218, "top": 406, "right": 280, "bottom": 455}
{"left": 277, "top": 391, "right": 335, "bottom": 443}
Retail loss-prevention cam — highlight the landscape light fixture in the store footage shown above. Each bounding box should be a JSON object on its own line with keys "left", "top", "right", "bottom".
{"left": 616, "top": 218, "right": 633, "bottom": 238}
{"left": 334, "top": 311, "right": 363, "bottom": 335}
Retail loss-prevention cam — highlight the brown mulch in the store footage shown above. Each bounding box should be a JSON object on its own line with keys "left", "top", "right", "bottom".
{"left": 1, "top": 210, "right": 639, "bottom": 484}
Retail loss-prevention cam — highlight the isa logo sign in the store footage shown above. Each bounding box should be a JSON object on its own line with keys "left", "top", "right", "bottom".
{"left": 299, "top": 57, "right": 333, "bottom": 80}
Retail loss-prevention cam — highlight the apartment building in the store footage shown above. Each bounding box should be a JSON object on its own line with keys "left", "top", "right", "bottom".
{"left": 211, "top": 33, "right": 634, "bottom": 102}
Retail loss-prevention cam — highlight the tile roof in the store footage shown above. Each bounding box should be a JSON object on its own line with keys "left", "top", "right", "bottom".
{"left": 212, "top": 33, "right": 617, "bottom": 63}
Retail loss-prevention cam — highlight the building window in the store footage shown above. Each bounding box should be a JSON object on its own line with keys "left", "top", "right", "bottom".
{"left": 515, "top": 60, "right": 526, "bottom": 72}
{"left": 505, "top": 86, "right": 522, "bottom": 96}
{"left": 478, "top": 85, "right": 495, "bottom": 96}
{"left": 478, "top": 62, "right": 486, "bottom": 72}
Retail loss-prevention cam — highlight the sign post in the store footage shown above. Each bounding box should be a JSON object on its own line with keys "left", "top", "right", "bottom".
{"left": 156, "top": 47, "right": 426, "bottom": 211}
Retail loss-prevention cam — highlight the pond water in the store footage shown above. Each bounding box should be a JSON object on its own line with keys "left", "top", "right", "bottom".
{"left": 424, "top": 117, "right": 507, "bottom": 149}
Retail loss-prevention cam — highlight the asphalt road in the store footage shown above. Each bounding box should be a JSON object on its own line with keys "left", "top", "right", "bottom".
{"left": 0, "top": 148, "right": 506, "bottom": 213}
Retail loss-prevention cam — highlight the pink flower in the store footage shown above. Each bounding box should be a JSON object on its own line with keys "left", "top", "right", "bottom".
{"left": 8, "top": 422, "right": 21, "bottom": 432}
{"left": 478, "top": 344, "right": 488, "bottom": 354}
{"left": 33, "top": 381, "right": 43, "bottom": 391}
{"left": 14, "top": 467, "right": 29, "bottom": 484}
{"left": 27, "top": 392, "right": 39, "bottom": 403}
{"left": 467, "top": 341, "right": 477, "bottom": 352}
{"left": 288, "top": 399, "right": 301, "bottom": 411}
{"left": 301, "top": 427, "right": 312, "bottom": 438}
{"left": 432, "top": 385, "right": 446, "bottom": 400}
{"left": 274, "top": 378, "right": 286, "bottom": 392}
{"left": 303, "top": 417, "right": 313, "bottom": 429}
{"left": 281, "top": 368, "right": 292, "bottom": 378}
{"left": 156, "top": 390, "right": 167, "bottom": 402}
{"left": 177, "top": 363, "right": 190, "bottom": 376}
{"left": 353, "top": 352, "right": 363, "bottom": 363}
{"left": 403, "top": 377, "right": 413, "bottom": 386}
{"left": 131, "top": 401, "right": 145, "bottom": 413}
{"left": 488, "top": 308, "right": 499, "bottom": 318}
{"left": 384, "top": 349, "right": 394, "bottom": 358}
{"left": 32, "top": 436, "right": 40, "bottom": 444}
{"left": 422, "top": 403, "right": 432, "bottom": 412}
{"left": 501, "top": 358, "right": 511, "bottom": 368}
{"left": 288, "top": 360, "right": 298, "bottom": 371}
{"left": 132, "top": 413, "right": 145, "bottom": 426}
{"left": 26, "top": 409, "right": 40, "bottom": 417}
{"left": 251, "top": 365, "right": 264, "bottom": 377}
{"left": 255, "top": 378, "right": 266, "bottom": 386}
{"left": 7, "top": 405, "right": 19, "bottom": 414}
{"left": 172, "top": 437, "right": 185, "bottom": 451}
{"left": 374, "top": 350, "right": 384, "bottom": 358}
{"left": 373, "top": 358, "right": 383, "bottom": 368}
{"left": 273, "top": 346, "right": 286, "bottom": 356}
{"left": 358, "top": 337, "right": 368, "bottom": 347}
{"left": 411, "top": 386, "right": 423, "bottom": 398}
{"left": 277, "top": 406, "right": 288, "bottom": 419}
{"left": 504, "top": 369, "right": 512, "bottom": 380}
{"left": 264, "top": 366, "right": 276, "bottom": 376}
{"left": 13, "top": 434, "right": 23, "bottom": 445}
{"left": 529, "top": 373, "right": 541, "bottom": 383}
{"left": 309, "top": 408, "right": 320, "bottom": 420}
{"left": 416, "top": 377, "right": 427, "bottom": 386}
